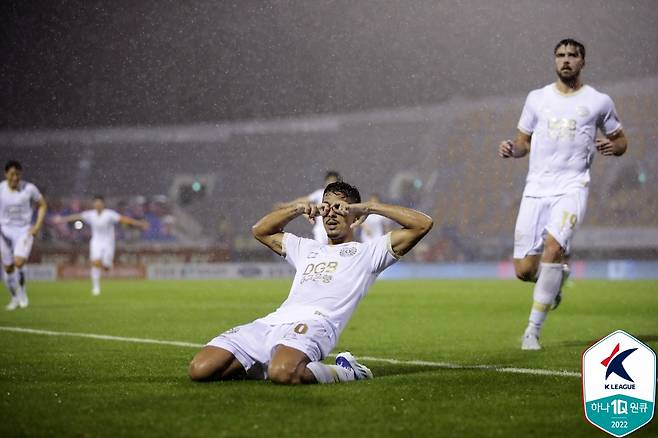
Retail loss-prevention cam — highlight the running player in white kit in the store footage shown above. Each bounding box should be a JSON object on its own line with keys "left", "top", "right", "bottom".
{"left": 498, "top": 39, "right": 628, "bottom": 350}
{"left": 359, "top": 194, "right": 392, "bottom": 243}
{"left": 0, "top": 160, "right": 48, "bottom": 310}
{"left": 276, "top": 171, "right": 341, "bottom": 244}
{"left": 54, "top": 195, "right": 148, "bottom": 295}
{"left": 188, "top": 181, "right": 432, "bottom": 384}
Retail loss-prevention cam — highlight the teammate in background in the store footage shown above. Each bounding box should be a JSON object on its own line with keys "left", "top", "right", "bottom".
{"left": 0, "top": 160, "right": 47, "bottom": 310}
{"left": 189, "top": 181, "right": 432, "bottom": 384}
{"left": 359, "top": 194, "right": 392, "bottom": 243}
{"left": 498, "top": 39, "right": 628, "bottom": 350}
{"left": 54, "top": 195, "right": 148, "bottom": 295}
{"left": 276, "top": 171, "right": 341, "bottom": 243}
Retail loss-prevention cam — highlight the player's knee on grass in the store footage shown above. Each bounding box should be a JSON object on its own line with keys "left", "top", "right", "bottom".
{"left": 267, "top": 362, "right": 305, "bottom": 385}
{"left": 188, "top": 357, "right": 218, "bottom": 382}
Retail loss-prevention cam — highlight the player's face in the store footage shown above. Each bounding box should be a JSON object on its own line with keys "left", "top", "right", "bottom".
{"left": 93, "top": 199, "right": 105, "bottom": 211}
{"left": 322, "top": 192, "right": 355, "bottom": 240}
{"left": 4, "top": 167, "right": 21, "bottom": 190}
{"left": 555, "top": 45, "right": 584, "bottom": 81}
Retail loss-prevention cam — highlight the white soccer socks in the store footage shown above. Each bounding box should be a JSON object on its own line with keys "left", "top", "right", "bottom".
{"left": 91, "top": 267, "right": 101, "bottom": 295}
{"left": 525, "top": 262, "right": 563, "bottom": 340}
{"left": 306, "top": 362, "right": 356, "bottom": 384}
{"left": 4, "top": 270, "right": 19, "bottom": 310}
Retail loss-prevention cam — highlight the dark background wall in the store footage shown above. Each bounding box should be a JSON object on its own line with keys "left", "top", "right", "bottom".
{"left": 2, "top": 0, "right": 658, "bottom": 129}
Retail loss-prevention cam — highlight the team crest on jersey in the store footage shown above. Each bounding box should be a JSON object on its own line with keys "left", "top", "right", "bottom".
{"left": 582, "top": 330, "right": 656, "bottom": 437}
{"left": 339, "top": 247, "right": 357, "bottom": 257}
{"left": 576, "top": 106, "right": 590, "bottom": 117}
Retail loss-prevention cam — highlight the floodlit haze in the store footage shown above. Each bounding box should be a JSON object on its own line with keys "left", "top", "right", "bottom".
{"left": 2, "top": 0, "right": 657, "bottom": 129}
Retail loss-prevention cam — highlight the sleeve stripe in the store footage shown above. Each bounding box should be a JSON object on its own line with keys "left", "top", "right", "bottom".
{"left": 386, "top": 232, "right": 400, "bottom": 260}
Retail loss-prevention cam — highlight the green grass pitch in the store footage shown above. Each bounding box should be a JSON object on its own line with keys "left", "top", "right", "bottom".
{"left": 0, "top": 279, "right": 656, "bottom": 437}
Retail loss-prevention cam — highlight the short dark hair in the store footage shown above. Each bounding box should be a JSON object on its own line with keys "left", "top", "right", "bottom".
{"left": 93, "top": 195, "right": 105, "bottom": 202}
{"left": 324, "top": 170, "right": 341, "bottom": 181}
{"left": 4, "top": 160, "right": 22, "bottom": 172}
{"left": 554, "top": 38, "right": 586, "bottom": 59}
{"left": 323, "top": 181, "right": 361, "bottom": 204}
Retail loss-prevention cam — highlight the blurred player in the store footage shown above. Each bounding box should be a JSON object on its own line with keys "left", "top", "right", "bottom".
{"left": 276, "top": 171, "right": 341, "bottom": 243}
{"left": 54, "top": 195, "right": 148, "bottom": 295}
{"left": 189, "top": 181, "right": 432, "bottom": 384}
{"left": 0, "top": 160, "right": 47, "bottom": 310}
{"left": 498, "top": 39, "right": 628, "bottom": 350}
{"left": 359, "top": 194, "right": 392, "bottom": 243}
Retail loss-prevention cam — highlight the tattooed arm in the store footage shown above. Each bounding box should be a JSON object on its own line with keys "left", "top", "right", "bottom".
{"left": 252, "top": 203, "right": 321, "bottom": 255}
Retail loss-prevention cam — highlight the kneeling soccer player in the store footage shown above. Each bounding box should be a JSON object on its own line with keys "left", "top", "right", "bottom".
{"left": 189, "top": 181, "right": 432, "bottom": 384}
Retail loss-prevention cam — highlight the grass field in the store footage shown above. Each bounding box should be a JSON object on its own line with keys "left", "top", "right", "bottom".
{"left": 0, "top": 278, "right": 656, "bottom": 437}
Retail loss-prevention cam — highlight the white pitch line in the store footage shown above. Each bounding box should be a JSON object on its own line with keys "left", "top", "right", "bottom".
{"left": 0, "top": 325, "right": 581, "bottom": 378}
{"left": 0, "top": 326, "right": 203, "bottom": 348}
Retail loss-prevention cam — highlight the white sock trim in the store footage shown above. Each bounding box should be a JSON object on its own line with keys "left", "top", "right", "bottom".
{"left": 306, "top": 362, "right": 355, "bottom": 384}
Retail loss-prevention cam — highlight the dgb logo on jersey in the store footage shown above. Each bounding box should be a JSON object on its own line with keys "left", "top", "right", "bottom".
{"left": 582, "top": 330, "right": 656, "bottom": 437}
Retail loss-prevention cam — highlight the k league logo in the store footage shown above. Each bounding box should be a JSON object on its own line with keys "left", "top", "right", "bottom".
{"left": 582, "top": 330, "right": 656, "bottom": 437}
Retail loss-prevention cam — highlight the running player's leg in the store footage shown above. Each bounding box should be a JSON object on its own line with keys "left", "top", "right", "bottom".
{"left": 188, "top": 346, "right": 247, "bottom": 381}
{"left": 13, "top": 232, "right": 34, "bottom": 308}
{"left": 524, "top": 234, "right": 565, "bottom": 349}
{"left": 3, "top": 266, "right": 19, "bottom": 310}
{"left": 90, "top": 260, "right": 102, "bottom": 295}
{"left": 89, "top": 241, "right": 106, "bottom": 295}
{"left": 1, "top": 234, "right": 19, "bottom": 309}
{"left": 524, "top": 191, "right": 586, "bottom": 349}
{"left": 513, "top": 196, "right": 546, "bottom": 282}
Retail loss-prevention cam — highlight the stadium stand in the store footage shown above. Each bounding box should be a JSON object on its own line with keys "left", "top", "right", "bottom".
{"left": 2, "top": 77, "right": 656, "bottom": 262}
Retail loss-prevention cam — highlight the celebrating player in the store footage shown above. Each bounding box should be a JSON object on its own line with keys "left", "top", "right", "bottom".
{"left": 189, "top": 181, "right": 432, "bottom": 384}
{"left": 54, "top": 195, "right": 148, "bottom": 295}
{"left": 498, "top": 39, "right": 628, "bottom": 350}
{"left": 276, "top": 171, "right": 341, "bottom": 243}
{"left": 0, "top": 160, "right": 47, "bottom": 310}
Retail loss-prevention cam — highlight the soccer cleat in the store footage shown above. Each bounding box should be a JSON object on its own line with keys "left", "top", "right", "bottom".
{"left": 521, "top": 332, "right": 542, "bottom": 350}
{"left": 18, "top": 295, "right": 28, "bottom": 309}
{"left": 92, "top": 288, "right": 101, "bottom": 296}
{"left": 5, "top": 299, "right": 19, "bottom": 311}
{"left": 550, "top": 264, "right": 571, "bottom": 311}
{"left": 335, "top": 351, "right": 373, "bottom": 380}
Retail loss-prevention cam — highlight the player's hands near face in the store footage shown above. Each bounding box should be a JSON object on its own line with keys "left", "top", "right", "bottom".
{"left": 296, "top": 202, "right": 322, "bottom": 224}
{"left": 498, "top": 140, "right": 515, "bottom": 158}
{"left": 595, "top": 138, "right": 617, "bottom": 156}
{"left": 329, "top": 201, "right": 369, "bottom": 229}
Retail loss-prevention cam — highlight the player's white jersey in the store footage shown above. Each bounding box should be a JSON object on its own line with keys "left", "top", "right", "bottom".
{"left": 260, "top": 232, "right": 398, "bottom": 334}
{"left": 360, "top": 214, "right": 389, "bottom": 243}
{"left": 518, "top": 83, "right": 622, "bottom": 197}
{"left": 80, "top": 209, "right": 121, "bottom": 244}
{"left": 0, "top": 181, "right": 42, "bottom": 228}
{"left": 308, "top": 188, "right": 327, "bottom": 243}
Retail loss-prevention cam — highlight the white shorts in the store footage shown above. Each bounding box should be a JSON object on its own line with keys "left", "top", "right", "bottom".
{"left": 513, "top": 189, "right": 588, "bottom": 259}
{"left": 0, "top": 226, "right": 34, "bottom": 266}
{"left": 206, "top": 316, "right": 338, "bottom": 379}
{"left": 90, "top": 240, "right": 115, "bottom": 267}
